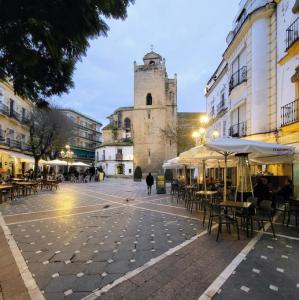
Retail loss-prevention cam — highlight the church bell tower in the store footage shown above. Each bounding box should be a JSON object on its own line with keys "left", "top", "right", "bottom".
{"left": 132, "top": 50, "right": 177, "bottom": 174}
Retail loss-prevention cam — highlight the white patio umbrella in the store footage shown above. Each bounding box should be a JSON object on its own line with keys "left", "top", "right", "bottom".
{"left": 44, "top": 159, "right": 68, "bottom": 166}
{"left": 162, "top": 157, "right": 185, "bottom": 169}
{"left": 205, "top": 137, "right": 295, "bottom": 201}
{"left": 71, "top": 161, "right": 90, "bottom": 167}
{"left": 179, "top": 145, "right": 236, "bottom": 194}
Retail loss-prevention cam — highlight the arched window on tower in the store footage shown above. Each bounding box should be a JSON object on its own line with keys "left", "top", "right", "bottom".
{"left": 124, "top": 118, "right": 131, "bottom": 129}
{"left": 149, "top": 61, "right": 155, "bottom": 65}
{"left": 146, "top": 93, "right": 152, "bottom": 105}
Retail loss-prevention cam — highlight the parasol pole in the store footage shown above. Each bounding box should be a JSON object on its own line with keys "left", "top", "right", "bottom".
{"left": 203, "top": 160, "right": 207, "bottom": 192}
{"left": 224, "top": 153, "right": 227, "bottom": 201}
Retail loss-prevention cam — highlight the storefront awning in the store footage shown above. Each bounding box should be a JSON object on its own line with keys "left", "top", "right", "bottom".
{"left": 0, "top": 149, "right": 34, "bottom": 162}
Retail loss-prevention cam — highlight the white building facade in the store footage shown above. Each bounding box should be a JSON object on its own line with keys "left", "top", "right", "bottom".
{"left": 206, "top": 0, "right": 278, "bottom": 140}
{"left": 95, "top": 145, "right": 133, "bottom": 176}
{"left": 205, "top": 0, "right": 299, "bottom": 193}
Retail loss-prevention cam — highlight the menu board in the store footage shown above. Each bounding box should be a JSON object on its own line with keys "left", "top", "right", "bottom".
{"left": 156, "top": 175, "right": 166, "bottom": 194}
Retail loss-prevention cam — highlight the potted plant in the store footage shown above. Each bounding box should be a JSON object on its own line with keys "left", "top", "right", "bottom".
{"left": 134, "top": 166, "right": 142, "bottom": 181}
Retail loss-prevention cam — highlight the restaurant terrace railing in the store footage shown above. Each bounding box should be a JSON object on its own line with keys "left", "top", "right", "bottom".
{"left": 286, "top": 17, "right": 299, "bottom": 50}
{"left": 281, "top": 99, "right": 299, "bottom": 126}
{"left": 229, "top": 66, "right": 247, "bottom": 93}
{"left": 229, "top": 121, "right": 247, "bottom": 137}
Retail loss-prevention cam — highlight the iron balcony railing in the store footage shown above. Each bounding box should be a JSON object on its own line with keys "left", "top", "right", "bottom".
{"left": 0, "top": 103, "right": 9, "bottom": 116}
{"left": 281, "top": 99, "right": 299, "bottom": 126}
{"left": 0, "top": 130, "right": 5, "bottom": 143}
{"left": 229, "top": 66, "right": 247, "bottom": 93}
{"left": 10, "top": 109, "right": 21, "bottom": 121}
{"left": 217, "top": 99, "right": 226, "bottom": 115}
{"left": 229, "top": 121, "right": 247, "bottom": 137}
{"left": 21, "top": 143, "right": 32, "bottom": 151}
{"left": 286, "top": 17, "right": 299, "bottom": 50}
{"left": 6, "top": 138, "right": 22, "bottom": 149}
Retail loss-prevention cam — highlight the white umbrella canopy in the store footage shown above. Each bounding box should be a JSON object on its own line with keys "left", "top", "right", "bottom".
{"left": 162, "top": 157, "right": 185, "bottom": 169}
{"left": 205, "top": 137, "right": 295, "bottom": 201}
{"left": 43, "top": 159, "right": 68, "bottom": 166}
{"left": 71, "top": 161, "right": 90, "bottom": 167}
{"left": 205, "top": 137, "right": 295, "bottom": 157}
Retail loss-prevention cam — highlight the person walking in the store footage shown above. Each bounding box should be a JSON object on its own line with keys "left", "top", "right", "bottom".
{"left": 146, "top": 172, "right": 154, "bottom": 195}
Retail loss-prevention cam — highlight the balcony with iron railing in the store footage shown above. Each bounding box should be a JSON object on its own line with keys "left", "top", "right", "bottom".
{"left": 6, "top": 138, "right": 22, "bottom": 149}
{"left": 286, "top": 17, "right": 299, "bottom": 50}
{"left": 0, "top": 103, "right": 9, "bottom": 116}
{"left": 281, "top": 99, "right": 299, "bottom": 126}
{"left": 216, "top": 99, "right": 227, "bottom": 115}
{"left": 229, "top": 121, "right": 247, "bottom": 137}
{"left": 229, "top": 66, "right": 247, "bottom": 93}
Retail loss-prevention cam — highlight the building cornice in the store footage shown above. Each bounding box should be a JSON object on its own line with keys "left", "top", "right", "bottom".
{"left": 223, "top": 3, "right": 276, "bottom": 60}
{"left": 205, "top": 64, "right": 228, "bottom": 97}
{"left": 59, "top": 108, "right": 102, "bottom": 126}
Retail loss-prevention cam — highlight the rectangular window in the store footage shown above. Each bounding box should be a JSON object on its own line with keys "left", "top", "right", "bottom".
{"left": 22, "top": 107, "right": 26, "bottom": 119}
{"left": 223, "top": 121, "right": 226, "bottom": 136}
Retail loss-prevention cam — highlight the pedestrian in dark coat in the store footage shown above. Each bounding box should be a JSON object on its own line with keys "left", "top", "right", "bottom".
{"left": 146, "top": 172, "right": 154, "bottom": 195}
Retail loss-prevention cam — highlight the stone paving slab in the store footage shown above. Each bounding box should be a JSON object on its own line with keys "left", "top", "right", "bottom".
{"left": 0, "top": 226, "right": 30, "bottom": 300}
{"left": 214, "top": 234, "right": 299, "bottom": 300}
{"left": 8, "top": 205, "right": 204, "bottom": 299}
{"left": 1, "top": 179, "right": 299, "bottom": 300}
{"left": 4, "top": 202, "right": 121, "bottom": 225}
{"left": 96, "top": 229, "right": 249, "bottom": 300}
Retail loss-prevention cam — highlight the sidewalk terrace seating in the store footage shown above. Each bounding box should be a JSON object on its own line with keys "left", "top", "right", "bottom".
{"left": 168, "top": 180, "right": 299, "bottom": 241}
{"left": 0, "top": 177, "right": 60, "bottom": 203}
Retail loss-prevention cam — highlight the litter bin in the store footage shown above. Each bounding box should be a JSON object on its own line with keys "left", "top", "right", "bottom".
{"left": 156, "top": 175, "right": 166, "bottom": 194}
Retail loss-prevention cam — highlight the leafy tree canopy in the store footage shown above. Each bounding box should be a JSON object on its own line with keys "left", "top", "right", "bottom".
{"left": 0, "top": 0, "right": 134, "bottom": 102}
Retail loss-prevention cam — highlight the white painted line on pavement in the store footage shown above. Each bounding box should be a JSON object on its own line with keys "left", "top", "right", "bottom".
{"left": 132, "top": 203, "right": 203, "bottom": 221}
{"left": 3, "top": 202, "right": 110, "bottom": 217}
{"left": 144, "top": 201, "right": 186, "bottom": 210}
{"left": 254, "top": 230, "right": 299, "bottom": 241}
{"left": 5, "top": 205, "right": 124, "bottom": 225}
{"left": 0, "top": 212, "right": 44, "bottom": 300}
{"left": 198, "top": 219, "right": 276, "bottom": 300}
{"left": 82, "top": 225, "right": 217, "bottom": 300}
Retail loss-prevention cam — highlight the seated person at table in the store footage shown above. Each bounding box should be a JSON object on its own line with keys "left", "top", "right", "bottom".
{"left": 253, "top": 177, "right": 270, "bottom": 206}
{"left": 277, "top": 178, "right": 293, "bottom": 202}
{"left": 207, "top": 177, "right": 217, "bottom": 191}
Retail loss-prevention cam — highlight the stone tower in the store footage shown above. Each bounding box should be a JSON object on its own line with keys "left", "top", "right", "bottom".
{"left": 133, "top": 51, "right": 177, "bottom": 174}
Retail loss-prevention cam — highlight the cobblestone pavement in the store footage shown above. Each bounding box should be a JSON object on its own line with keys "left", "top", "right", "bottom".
{"left": 0, "top": 178, "right": 298, "bottom": 300}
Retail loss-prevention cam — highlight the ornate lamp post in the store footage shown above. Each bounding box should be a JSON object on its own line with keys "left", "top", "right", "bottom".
{"left": 60, "top": 144, "right": 74, "bottom": 173}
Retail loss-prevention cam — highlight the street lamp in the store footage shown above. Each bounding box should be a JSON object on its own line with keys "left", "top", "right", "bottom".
{"left": 60, "top": 144, "right": 74, "bottom": 173}
{"left": 212, "top": 130, "right": 220, "bottom": 139}
{"left": 199, "top": 114, "right": 209, "bottom": 125}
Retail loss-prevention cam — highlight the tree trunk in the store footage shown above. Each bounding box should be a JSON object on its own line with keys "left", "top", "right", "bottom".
{"left": 34, "top": 157, "right": 39, "bottom": 179}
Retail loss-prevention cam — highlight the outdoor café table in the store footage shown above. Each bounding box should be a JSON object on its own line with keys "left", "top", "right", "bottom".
{"left": 0, "top": 185, "right": 14, "bottom": 203}
{"left": 195, "top": 190, "right": 218, "bottom": 200}
{"left": 15, "top": 182, "right": 36, "bottom": 196}
{"left": 219, "top": 201, "right": 253, "bottom": 237}
{"left": 11, "top": 178, "right": 25, "bottom": 182}
{"left": 43, "top": 179, "right": 58, "bottom": 191}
